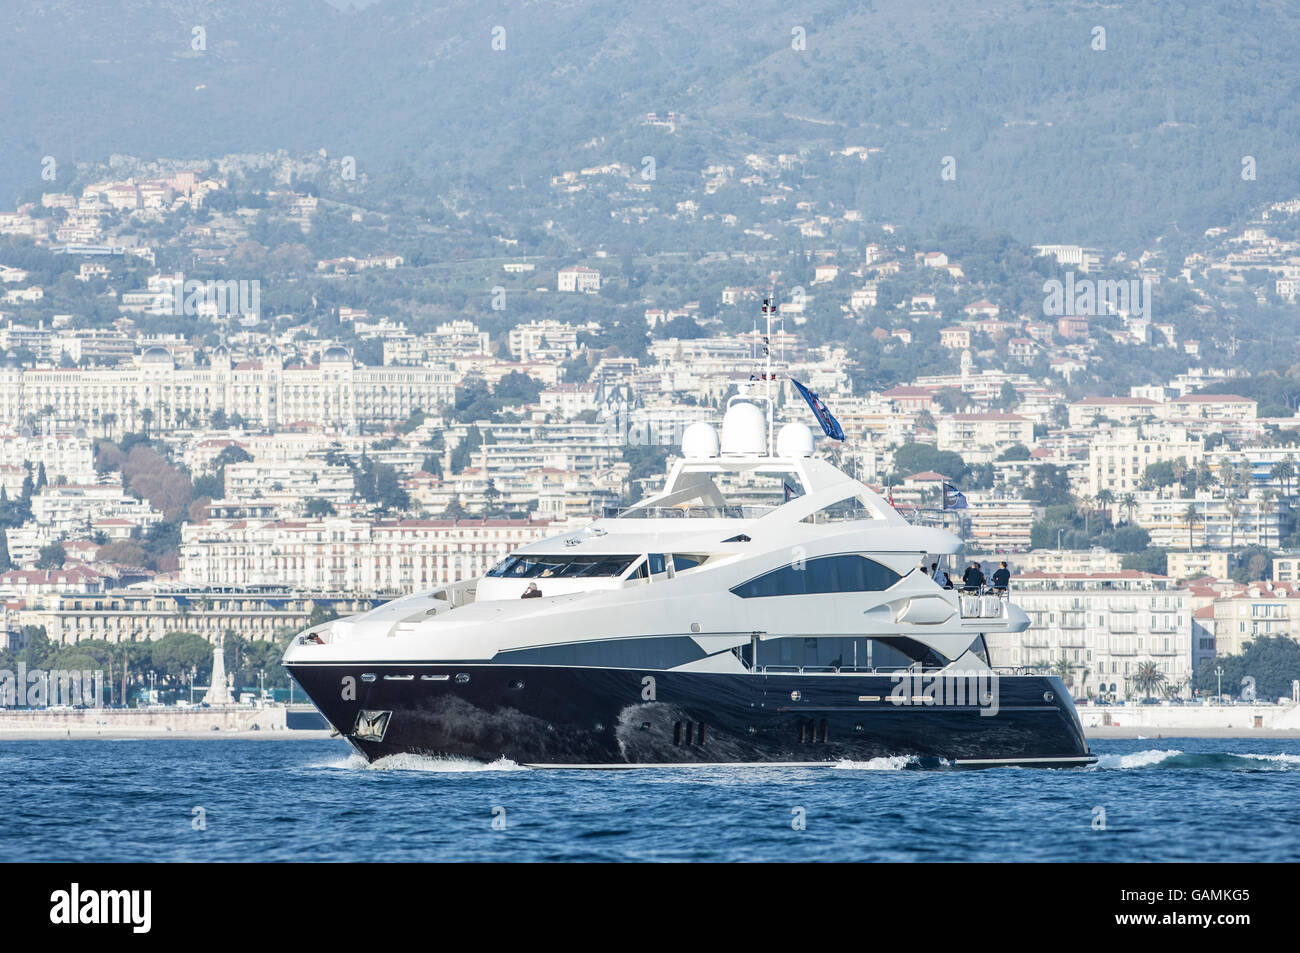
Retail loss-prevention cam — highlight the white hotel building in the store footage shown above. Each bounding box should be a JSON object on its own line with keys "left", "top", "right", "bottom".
{"left": 180, "top": 517, "right": 557, "bottom": 594}
{"left": 0, "top": 345, "right": 456, "bottom": 436}
{"left": 1002, "top": 571, "right": 1194, "bottom": 700}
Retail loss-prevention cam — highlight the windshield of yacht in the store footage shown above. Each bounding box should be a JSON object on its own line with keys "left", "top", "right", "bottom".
{"left": 487, "top": 554, "right": 640, "bottom": 578}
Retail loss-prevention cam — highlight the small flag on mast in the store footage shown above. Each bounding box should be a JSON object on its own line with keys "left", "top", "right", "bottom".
{"left": 790, "top": 378, "right": 845, "bottom": 441}
{"left": 943, "top": 482, "right": 969, "bottom": 509}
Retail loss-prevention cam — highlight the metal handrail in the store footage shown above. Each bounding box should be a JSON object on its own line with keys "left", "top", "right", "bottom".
{"left": 755, "top": 664, "right": 933, "bottom": 676}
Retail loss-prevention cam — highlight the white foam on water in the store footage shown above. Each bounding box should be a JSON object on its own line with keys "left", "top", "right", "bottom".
{"left": 313, "top": 753, "right": 525, "bottom": 773}
{"left": 365, "top": 753, "right": 525, "bottom": 773}
{"left": 1239, "top": 752, "right": 1300, "bottom": 766}
{"left": 833, "top": 755, "right": 919, "bottom": 771}
{"left": 1092, "top": 748, "right": 1183, "bottom": 769}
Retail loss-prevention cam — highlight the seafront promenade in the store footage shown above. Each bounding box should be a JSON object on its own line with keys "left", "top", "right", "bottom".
{"left": 0, "top": 704, "right": 331, "bottom": 739}
{"left": 1078, "top": 702, "right": 1300, "bottom": 738}
{"left": 2, "top": 702, "right": 1299, "bottom": 742}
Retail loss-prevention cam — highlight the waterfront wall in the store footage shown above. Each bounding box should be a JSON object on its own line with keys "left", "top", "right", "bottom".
{"left": 0, "top": 704, "right": 324, "bottom": 735}
{"left": 1078, "top": 703, "right": 1300, "bottom": 731}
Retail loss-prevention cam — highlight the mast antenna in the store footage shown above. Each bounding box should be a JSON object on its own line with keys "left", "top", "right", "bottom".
{"left": 762, "top": 288, "right": 776, "bottom": 455}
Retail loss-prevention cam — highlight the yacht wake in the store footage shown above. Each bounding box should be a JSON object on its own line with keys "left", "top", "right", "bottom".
{"left": 833, "top": 755, "right": 945, "bottom": 771}
{"left": 318, "top": 753, "right": 526, "bottom": 773}
{"left": 1092, "top": 749, "right": 1300, "bottom": 771}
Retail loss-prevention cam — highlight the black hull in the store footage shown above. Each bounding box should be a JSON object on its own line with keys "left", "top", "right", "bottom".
{"left": 286, "top": 662, "right": 1095, "bottom": 768}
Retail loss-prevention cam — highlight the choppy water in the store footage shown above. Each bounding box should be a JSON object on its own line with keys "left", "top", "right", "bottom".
{"left": 2, "top": 737, "right": 1297, "bottom": 861}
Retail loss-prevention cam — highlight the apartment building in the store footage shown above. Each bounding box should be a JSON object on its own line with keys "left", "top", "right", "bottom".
{"left": 1166, "top": 550, "right": 1231, "bottom": 581}
{"left": 508, "top": 319, "right": 580, "bottom": 362}
{"left": 936, "top": 413, "right": 1034, "bottom": 462}
{"left": 1007, "top": 549, "right": 1124, "bottom": 575}
{"left": 1211, "top": 584, "right": 1300, "bottom": 656}
{"left": 1068, "top": 397, "right": 1158, "bottom": 429}
{"left": 0, "top": 430, "right": 97, "bottom": 486}
{"left": 382, "top": 320, "right": 490, "bottom": 365}
{"left": 1083, "top": 426, "right": 1203, "bottom": 497}
{"left": 1009, "top": 571, "right": 1194, "bottom": 700}
{"left": 1271, "top": 552, "right": 1300, "bottom": 583}
{"left": 1136, "top": 495, "right": 1291, "bottom": 551}
{"left": 958, "top": 498, "right": 1036, "bottom": 552}
{"left": 180, "top": 517, "right": 557, "bottom": 593}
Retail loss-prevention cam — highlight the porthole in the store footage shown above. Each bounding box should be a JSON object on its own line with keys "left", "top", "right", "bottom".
{"left": 455, "top": 673, "right": 471, "bottom": 684}
{"left": 790, "top": 690, "right": 801, "bottom": 701}
{"left": 508, "top": 679, "right": 525, "bottom": 690}
{"left": 1043, "top": 690, "right": 1055, "bottom": 703}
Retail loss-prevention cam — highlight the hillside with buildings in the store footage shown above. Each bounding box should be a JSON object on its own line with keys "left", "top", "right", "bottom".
{"left": 2, "top": 76, "right": 1300, "bottom": 696}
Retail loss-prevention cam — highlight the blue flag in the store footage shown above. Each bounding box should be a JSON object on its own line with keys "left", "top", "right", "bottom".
{"left": 943, "top": 482, "right": 969, "bottom": 509}
{"left": 790, "top": 378, "right": 845, "bottom": 441}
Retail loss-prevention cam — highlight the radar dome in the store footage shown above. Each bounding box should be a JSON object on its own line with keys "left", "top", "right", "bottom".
{"left": 720, "top": 401, "right": 767, "bottom": 455}
{"left": 777, "top": 422, "right": 815, "bottom": 458}
{"left": 681, "top": 422, "right": 720, "bottom": 459}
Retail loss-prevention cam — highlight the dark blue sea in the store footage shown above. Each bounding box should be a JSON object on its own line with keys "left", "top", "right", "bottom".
{"left": 3, "top": 737, "right": 1298, "bottom": 862}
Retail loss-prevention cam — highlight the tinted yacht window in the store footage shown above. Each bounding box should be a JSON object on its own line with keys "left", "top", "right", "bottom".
{"left": 730, "top": 554, "right": 901, "bottom": 598}
{"left": 487, "top": 554, "right": 638, "bottom": 578}
{"left": 757, "top": 636, "right": 947, "bottom": 670}
{"left": 493, "top": 636, "right": 707, "bottom": 669}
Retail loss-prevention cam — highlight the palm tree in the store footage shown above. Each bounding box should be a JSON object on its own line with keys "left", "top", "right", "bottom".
{"left": 1217, "top": 460, "right": 1236, "bottom": 491}
{"left": 1079, "top": 493, "right": 1094, "bottom": 535}
{"left": 1120, "top": 492, "right": 1138, "bottom": 525}
{"left": 1050, "top": 657, "right": 1076, "bottom": 689}
{"left": 1171, "top": 458, "right": 1188, "bottom": 497}
{"left": 1271, "top": 456, "right": 1296, "bottom": 497}
{"left": 1095, "top": 488, "right": 1115, "bottom": 522}
{"left": 1183, "top": 503, "right": 1199, "bottom": 551}
{"left": 1239, "top": 466, "right": 1254, "bottom": 501}
{"left": 1194, "top": 459, "right": 1215, "bottom": 495}
{"left": 1261, "top": 488, "right": 1280, "bottom": 548}
{"left": 1227, "top": 495, "right": 1241, "bottom": 551}
{"left": 1132, "top": 661, "right": 1167, "bottom": 700}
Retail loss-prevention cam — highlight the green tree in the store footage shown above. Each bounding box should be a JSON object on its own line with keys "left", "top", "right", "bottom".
{"left": 1029, "top": 464, "right": 1072, "bottom": 507}
{"left": 304, "top": 497, "right": 336, "bottom": 517}
{"left": 1121, "top": 548, "right": 1167, "bottom": 574}
{"left": 1194, "top": 635, "right": 1300, "bottom": 702}
{"left": 1131, "top": 660, "right": 1167, "bottom": 700}
{"left": 449, "top": 426, "right": 483, "bottom": 475}
{"left": 36, "top": 541, "right": 66, "bottom": 569}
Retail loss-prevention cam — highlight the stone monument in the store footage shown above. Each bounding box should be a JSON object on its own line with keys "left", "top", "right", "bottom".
{"left": 202, "top": 634, "right": 233, "bottom": 706}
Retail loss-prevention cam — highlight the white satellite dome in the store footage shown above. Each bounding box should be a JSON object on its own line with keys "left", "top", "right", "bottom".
{"left": 681, "top": 422, "right": 720, "bottom": 459}
{"left": 720, "top": 401, "right": 767, "bottom": 455}
{"left": 776, "top": 422, "right": 815, "bottom": 458}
